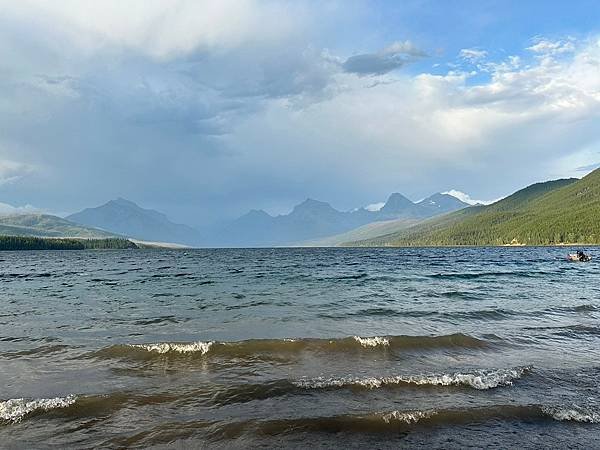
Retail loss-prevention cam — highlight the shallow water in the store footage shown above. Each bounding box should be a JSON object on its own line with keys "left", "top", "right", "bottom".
{"left": 1, "top": 247, "right": 600, "bottom": 448}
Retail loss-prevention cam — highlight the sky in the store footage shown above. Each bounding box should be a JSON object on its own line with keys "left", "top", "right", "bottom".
{"left": 1, "top": 0, "right": 600, "bottom": 225}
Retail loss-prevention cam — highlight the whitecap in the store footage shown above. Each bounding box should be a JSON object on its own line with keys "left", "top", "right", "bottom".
{"left": 380, "top": 410, "right": 436, "bottom": 424}
{"left": 0, "top": 395, "right": 76, "bottom": 423}
{"left": 129, "top": 341, "right": 213, "bottom": 355}
{"left": 399, "top": 367, "right": 530, "bottom": 390}
{"left": 352, "top": 336, "right": 390, "bottom": 347}
{"left": 542, "top": 405, "right": 600, "bottom": 423}
{"left": 293, "top": 367, "right": 530, "bottom": 390}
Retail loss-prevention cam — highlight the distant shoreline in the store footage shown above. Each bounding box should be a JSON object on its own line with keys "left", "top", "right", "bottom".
{"left": 0, "top": 235, "right": 196, "bottom": 251}
{"left": 0, "top": 236, "right": 138, "bottom": 251}
{"left": 2, "top": 236, "right": 598, "bottom": 251}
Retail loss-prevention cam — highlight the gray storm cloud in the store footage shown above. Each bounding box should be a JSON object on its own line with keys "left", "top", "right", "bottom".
{"left": 342, "top": 41, "right": 426, "bottom": 75}
{"left": 0, "top": 2, "right": 599, "bottom": 226}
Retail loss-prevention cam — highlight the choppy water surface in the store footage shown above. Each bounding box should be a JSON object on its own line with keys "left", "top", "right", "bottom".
{"left": 2, "top": 247, "right": 600, "bottom": 448}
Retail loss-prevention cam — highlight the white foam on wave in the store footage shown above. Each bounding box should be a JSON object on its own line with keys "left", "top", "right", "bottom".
{"left": 352, "top": 336, "right": 390, "bottom": 347}
{"left": 403, "top": 367, "right": 530, "bottom": 390}
{"left": 129, "top": 341, "right": 213, "bottom": 355}
{"left": 380, "top": 410, "right": 436, "bottom": 424}
{"left": 0, "top": 395, "right": 76, "bottom": 423}
{"left": 542, "top": 405, "right": 600, "bottom": 423}
{"left": 293, "top": 367, "right": 529, "bottom": 390}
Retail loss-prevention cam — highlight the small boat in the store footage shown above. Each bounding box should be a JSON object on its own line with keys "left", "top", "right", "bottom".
{"left": 568, "top": 251, "right": 592, "bottom": 262}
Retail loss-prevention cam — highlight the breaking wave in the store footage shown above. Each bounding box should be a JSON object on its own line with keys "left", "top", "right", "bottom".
{"left": 352, "top": 336, "right": 389, "bottom": 347}
{"left": 89, "top": 333, "right": 492, "bottom": 361}
{"left": 0, "top": 395, "right": 76, "bottom": 424}
{"left": 128, "top": 341, "right": 214, "bottom": 355}
{"left": 293, "top": 367, "right": 531, "bottom": 390}
{"left": 541, "top": 406, "right": 600, "bottom": 423}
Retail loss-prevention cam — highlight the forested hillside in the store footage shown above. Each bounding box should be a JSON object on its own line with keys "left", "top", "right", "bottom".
{"left": 346, "top": 172, "right": 600, "bottom": 246}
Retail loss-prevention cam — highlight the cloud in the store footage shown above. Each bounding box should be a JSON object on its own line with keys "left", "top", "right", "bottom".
{"left": 527, "top": 37, "right": 576, "bottom": 56}
{"left": 460, "top": 39, "right": 600, "bottom": 115}
{"left": 224, "top": 35, "right": 600, "bottom": 213}
{"left": 0, "top": 201, "right": 39, "bottom": 216}
{"left": 442, "top": 190, "right": 499, "bottom": 205}
{"left": 0, "top": 159, "right": 34, "bottom": 186}
{"left": 2, "top": 0, "right": 305, "bottom": 59}
{"left": 459, "top": 48, "right": 488, "bottom": 63}
{"left": 575, "top": 162, "right": 600, "bottom": 172}
{"left": 342, "top": 41, "right": 426, "bottom": 75}
{"left": 0, "top": 0, "right": 599, "bottom": 225}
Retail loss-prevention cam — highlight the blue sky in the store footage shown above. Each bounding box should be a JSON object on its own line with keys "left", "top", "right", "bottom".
{"left": 0, "top": 0, "right": 599, "bottom": 224}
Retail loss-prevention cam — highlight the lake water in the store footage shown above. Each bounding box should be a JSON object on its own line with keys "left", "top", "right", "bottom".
{"left": 1, "top": 247, "right": 600, "bottom": 448}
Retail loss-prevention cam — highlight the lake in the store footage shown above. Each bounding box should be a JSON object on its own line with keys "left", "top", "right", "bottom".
{"left": 2, "top": 247, "right": 600, "bottom": 448}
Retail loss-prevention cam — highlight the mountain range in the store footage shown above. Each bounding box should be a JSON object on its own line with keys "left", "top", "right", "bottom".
{"left": 5, "top": 168, "right": 597, "bottom": 249}
{"left": 10, "top": 191, "right": 463, "bottom": 247}
{"left": 212, "top": 192, "right": 469, "bottom": 247}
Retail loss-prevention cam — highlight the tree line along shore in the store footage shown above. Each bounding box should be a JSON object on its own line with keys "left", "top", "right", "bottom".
{"left": 0, "top": 236, "right": 139, "bottom": 251}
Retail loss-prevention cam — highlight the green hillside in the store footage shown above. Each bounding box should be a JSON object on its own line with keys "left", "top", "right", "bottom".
{"left": 0, "top": 214, "right": 118, "bottom": 239}
{"left": 346, "top": 173, "right": 597, "bottom": 246}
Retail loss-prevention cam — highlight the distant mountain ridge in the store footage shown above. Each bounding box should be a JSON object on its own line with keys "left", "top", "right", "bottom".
{"left": 214, "top": 192, "right": 469, "bottom": 247}
{"left": 0, "top": 192, "right": 470, "bottom": 248}
{"left": 345, "top": 172, "right": 600, "bottom": 247}
{"left": 67, "top": 198, "right": 201, "bottom": 246}
{"left": 4, "top": 171, "right": 593, "bottom": 248}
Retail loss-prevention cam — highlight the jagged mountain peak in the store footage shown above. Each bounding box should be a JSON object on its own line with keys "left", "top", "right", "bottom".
{"left": 418, "top": 192, "right": 469, "bottom": 208}
{"left": 379, "top": 192, "right": 416, "bottom": 215}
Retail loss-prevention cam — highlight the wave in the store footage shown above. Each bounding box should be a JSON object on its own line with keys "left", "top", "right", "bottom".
{"left": 525, "top": 324, "right": 600, "bottom": 338}
{"left": 4, "top": 391, "right": 599, "bottom": 430}
{"left": 293, "top": 367, "right": 531, "bottom": 391}
{"left": 200, "top": 367, "right": 530, "bottom": 407}
{"left": 89, "top": 333, "right": 492, "bottom": 361}
{"left": 349, "top": 307, "right": 521, "bottom": 321}
{"left": 0, "top": 344, "right": 71, "bottom": 359}
{"left": 548, "top": 304, "right": 599, "bottom": 313}
{"left": 429, "top": 270, "right": 550, "bottom": 280}
{"left": 0, "top": 395, "right": 76, "bottom": 424}
{"left": 129, "top": 367, "right": 528, "bottom": 408}
{"left": 342, "top": 303, "right": 599, "bottom": 322}
{"left": 542, "top": 406, "right": 600, "bottom": 423}
{"left": 352, "top": 336, "right": 389, "bottom": 347}
{"left": 128, "top": 341, "right": 214, "bottom": 355}
{"left": 208, "top": 404, "right": 600, "bottom": 438}
{"left": 193, "top": 404, "right": 600, "bottom": 442}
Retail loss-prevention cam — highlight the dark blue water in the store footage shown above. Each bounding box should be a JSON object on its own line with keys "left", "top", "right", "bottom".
{"left": 1, "top": 247, "right": 600, "bottom": 448}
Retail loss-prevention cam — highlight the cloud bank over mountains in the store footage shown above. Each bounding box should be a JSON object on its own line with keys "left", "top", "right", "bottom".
{"left": 0, "top": 1, "right": 599, "bottom": 224}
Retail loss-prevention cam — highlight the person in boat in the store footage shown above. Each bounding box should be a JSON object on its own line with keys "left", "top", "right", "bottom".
{"left": 568, "top": 250, "right": 590, "bottom": 261}
{"left": 572, "top": 250, "right": 591, "bottom": 262}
